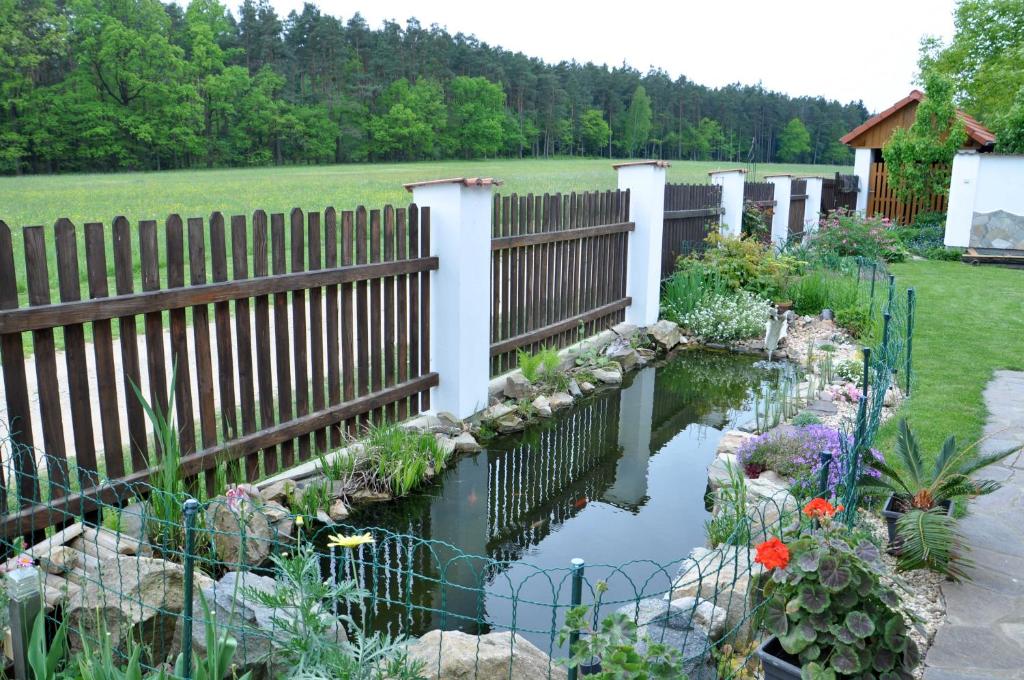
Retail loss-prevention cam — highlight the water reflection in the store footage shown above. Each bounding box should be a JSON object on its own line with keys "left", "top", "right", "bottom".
{"left": 332, "top": 351, "right": 769, "bottom": 648}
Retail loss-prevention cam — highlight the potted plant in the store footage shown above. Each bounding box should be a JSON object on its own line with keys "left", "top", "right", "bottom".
{"left": 754, "top": 498, "right": 920, "bottom": 679}
{"left": 860, "top": 419, "right": 1018, "bottom": 576}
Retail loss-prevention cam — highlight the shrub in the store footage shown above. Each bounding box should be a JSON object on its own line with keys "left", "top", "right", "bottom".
{"left": 783, "top": 269, "right": 861, "bottom": 316}
{"left": 681, "top": 290, "right": 771, "bottom": 343}
{"left": 741, "top": 200, "right": 772, "bottom": 240}
{"left": 660, "top": 262, "right": 726, "bottom": 323}
{"left": 688, "top": 233, "right": 796, "bottom": 300}
{"left": 791, "top": 412, "right": 821, "bottom": 427}
{"left": 894, "top": 212, "right": 964, "bottom": 260}
{"left": 835, "top": 303, "right": 873, "bottom": 339}
{"left": 834, "top": 358, "right": 864, "bottom": 386}
{"left": 756, "top": 500, "right": 920, "bottom": 677}
{"left": 811, "top": 209, "right": 906, "bottom": 262}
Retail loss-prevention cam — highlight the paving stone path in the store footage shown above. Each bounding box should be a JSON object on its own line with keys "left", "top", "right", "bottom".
{"left": 924, "top": 370, "right": 1024, "bottom": 679}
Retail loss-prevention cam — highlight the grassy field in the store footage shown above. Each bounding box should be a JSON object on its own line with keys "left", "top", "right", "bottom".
{"left": 876, "top": 260, "right": 1024, "bottom": 460}
{"left": 0, "top": 158, "right": 850, "bottom": 230}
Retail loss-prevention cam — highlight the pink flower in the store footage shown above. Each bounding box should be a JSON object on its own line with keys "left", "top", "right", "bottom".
{"left": 15, "top": 554, "right": 33, "bottom": 568}
{"left": 226, "top": 485, "right": 249, "bottom": 512}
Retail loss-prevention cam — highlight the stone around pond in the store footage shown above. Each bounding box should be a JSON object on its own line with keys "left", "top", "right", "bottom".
{"left": 649, "top": 319, "right": 682, "bottom": 349}
{"left": 531, "top": 395, "right": 553, "bottom": 418}
{"left": 495, "top": 412, "right": 525, "bottom": 433}
{"left": 206, "top": 498, "right": 274, "bottom": 568}
{"left": 579, "top": 381, "right": 596, "bottom": 394}
{"left": 616, "top": 598, "right": 717, "bottom": 680}
{"left": 668, "top": 545, "right": 764, "bottom": 645}
{"left": 481, "top": 402, "right": 516, "bottom": 422}
{"left": 504, "top": 373, "right": 533, "bottom": 399}
{"left": 453, "top": 431, "right": 483, "bottom": 452}
{"left": 591, "top": 365, "right": 622, "bottom": 384}
{"left": 548, "top": 392, "right": 574, "bottom": 411}
{"left": 407, "top": 630, "right": 566, "bottom": 680}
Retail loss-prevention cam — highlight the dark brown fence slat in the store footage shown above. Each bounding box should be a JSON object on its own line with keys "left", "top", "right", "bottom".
{"left": 187, "top": 216, "right": 219, "bottom": 496}
{"left": 139, "top": 220, "right": 169, "bottom": 422}
{"left": 383, "top": 206, "right": 397, "bottom": 423}
{"left": 290, "top": 208, "right": 310, "bottom": 461}
{"left": 230, "top": 214, "right": 258, "bottom": 479}
{"left": 395, "top": 207, "right": 409, "bottom": 421}
{"left": 84, "top": 222, "right": 124, "bottom": 481}
{"left": 369, "top": 209, "right": 383, "bottom": 425}
{"left": 165, "top": 216, "right": 197, "bottom": 473}
{"left": 25, "top": 226, "right": 69, "bottom": 500}
{"left": 210, "top": 212, "right": 237, "bottom": 483}
{"left": 355, "top": 207, "right": 370, "bottom": 431}
{"left": 407, "top": 207, "right": 420, "bottom": 415}
{"left": 112, "top": 217, "right": 148, "bottom": 472}
{"left": 0, "top": 222, "right": 36, "bottom": 515}
{"left": 307, "top": 211, "right": 326, "bottom": 456}
{"left": 54, "top": 219, "right": 99, "bottom": 492}
{"left": 324, "top": 208, "right": 341, "bottom": 448}
{"left": 271, "top": 213, "right": 294, "bottom": 469}
{"left": 341, "top": 210, "right": 356, "bottom": 434}
{"left": 252, "top": 210, "right": 277, "bottom": 475}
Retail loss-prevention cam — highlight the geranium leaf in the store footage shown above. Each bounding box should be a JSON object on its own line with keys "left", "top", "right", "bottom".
{"left": 831, "top": 644, "right": 863, "bottom": 674}
{"left": 797, "top": 584, "right": 830, "bottom": 614}
{"left": 855, "top": 539, "right": 881, "bottom": 565}
{"left": 830, "top": 622, "right": 857, "bottom": 645}
{"left": 800, "top": 662, "right": 836, "bottom": 680}
{"left": 797, "top": 549, "right": 821, "bottom": 572}
{"left": 765, "top": 601, "right": 789, "bottom": 637}
{"left": 819, "top": 556, "right": 853, "bottom": 591}
{"left": 872, "top": 647, "right": 897, "bottom": 672}
{"left": 845, "top": 610, "right": 875, "bottom": 639}
{"left": 884, "top": 616, "right": 908, "bottom": 652}
{"left": 879, "top": 589, "right": 900, "bottom": 608}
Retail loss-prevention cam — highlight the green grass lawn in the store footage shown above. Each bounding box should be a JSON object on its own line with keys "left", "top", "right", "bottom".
{"left": 876, "top": 260, "right": 1024, "bottom": 459}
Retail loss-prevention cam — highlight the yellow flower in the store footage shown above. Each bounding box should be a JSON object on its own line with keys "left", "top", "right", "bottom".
{"left": 326, "top": 532, "right": 374, "bottom": 549}
{"left": 295, "top": 515, "right": 304, "bottom": 526}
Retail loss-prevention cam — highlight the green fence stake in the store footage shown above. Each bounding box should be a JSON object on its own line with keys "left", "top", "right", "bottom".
{"left": 868, "top": 262, "right": 878, "bottom": 321}
{"left": 861, "top": 347, "right": 872, "bottom": 399}
{"left": 180, "top": 498, "right": 200, "bottom": 680}
{"left": 567, "top": 558, "right": 585, "bottom": 680}
{"left": 7, "top": 565, "right": 41, "bottom": 680}
{"left": 882, "top": 312, "right": 892, "bottom": 360}
{"left": 905, "top": 288, "right": 916, "bottom": 395}
{"left": 887, "top": 273, "right": 896, "bottom": 314}
{"left": 817, "top": 451, "right": 833, "bottom": 498}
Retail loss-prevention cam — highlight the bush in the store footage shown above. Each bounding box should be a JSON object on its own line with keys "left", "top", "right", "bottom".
{"left": 686, "top": 233, "right": 796, "bottom": 300}
{"left": 893, "top": 213, "right": 964, "bottom": 260}
{"left": 741, "top": 200, "right": 772, "bottom": 240}
{"left": 783, "top": 269, "right": 861, "bottom": 316}
{"left": 681, "top": 290, "right": 771, "bottom": 343}
{"left": 835, "top": 303, "right": 873, "bottom": 339}
{"left": 660, "top": 262, "right": 726, "bottom": 323}
{"left": 811, "top": 209, "right": 907, "bottom": 262}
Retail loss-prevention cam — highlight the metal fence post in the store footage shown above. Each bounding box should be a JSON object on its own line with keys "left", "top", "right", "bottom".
{"left": 886, "top": 273, "right": 896, "bottom": 314}
{"left": 868, "top": 262, "right": 877, "bottom": 321}
{"left": 882, "top": 312, "right": 892, "bottom": 360}
{"left": 817, "top": 451, "right": 833, "bottom": 498}
{"left": 567, "top": 557, "right": 585, "bottom": 680}
{"left": 180, "top": 498, "right": 200, "bottom": 680}
{"left": 905, "top": 288, "right": 916, "bottom": 395}
{"left": 7, "top": 566, "right": 41, "bottom": 680}
{"left": 861, "top": 347, "right": 871, "bottom": 400}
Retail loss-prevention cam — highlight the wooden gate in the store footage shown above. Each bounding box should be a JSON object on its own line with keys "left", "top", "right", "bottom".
{"left": 788, "top": 179, "right": 808, "bottom": 237}
{"left": 821, "top": 173, "right": 858, "bottom": 214}
{"left": 743, "top": 182, "right": 775, "bottom": 244}
{"left": 867, "top": 162, "right": 948, "bottom": 225}
{"left": 661, "top": 183, "right": 722, "bottom": 277}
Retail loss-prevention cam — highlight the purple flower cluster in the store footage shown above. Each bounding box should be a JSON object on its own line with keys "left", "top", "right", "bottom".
{"left": 736, "top": 424, "right": 882, "bottom": 495}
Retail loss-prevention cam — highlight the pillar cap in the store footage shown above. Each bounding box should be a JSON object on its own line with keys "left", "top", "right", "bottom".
{"left": 612, "top": 160, "right": 671, "bottom": 169}
{"left": 764, "top": 174, "right": 795, "bottom": 179}
{"left": 403, "top": 177, "right": 503, "bottom": 192}
{"left": 707, "top": 168, "right": 747, "bottom": 175}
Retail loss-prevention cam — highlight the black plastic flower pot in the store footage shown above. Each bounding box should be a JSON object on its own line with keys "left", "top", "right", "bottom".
{"left": 579, "top": 659, "right": 602, "bottom": 676}
{"left": 756, "top": 637, "right": 802, "bottom": 680}
{"left": 882, "top": 494, "right": 954, "bottom": 552}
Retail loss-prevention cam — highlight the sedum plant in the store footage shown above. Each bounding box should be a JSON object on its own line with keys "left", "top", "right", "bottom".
{"left": 756, "top": 499, "right": 919, "bottom": 679}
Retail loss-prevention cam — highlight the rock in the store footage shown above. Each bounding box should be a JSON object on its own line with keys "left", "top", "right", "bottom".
{"left": 206, "top": 496, "right": 274, "bottom": 568}
{"left": 116, "top": 502, "right": 150, "bottom": 548}
{"left": 616, "top": 599, "right": 716, "bottom": 680}
{"left": 743, "top": 475, "right": 799, "bottom": 542}
{"left": 604, "top": 337, "right": 639, "bottom": 371}
{"left": 668, "top": 546, "right": 765, "bottom": 644}
{"left": 350, "top": 489, "right": 392, "bottom": 503}
{"left": 592, "top": 366, "right": 622, "bottom": 385}
{"left": 531, "top": 395, "right": 553, "bottom": 418}
{"left": 328, "top": 498, "right": 349, "bottom": 522}
{"left": 649, "top": 320, "right": 682, "bottom": 350}
{"left": 636, "top": 347, "right": 656, "bottom": 363}
{"left": 453, "top": 431, "right": 482, "bottom": 453}
{"left": 504, "top": 373, "right": 533, "bottom": 399}
{"left": 436, "top": 411, "right": 463, "bottom": 431}
{"left": 259, "top": 479, "right": 296, "bottom": 505}
{"left": 434, "top": 433, "right": 457, "bottom": 457}
{"left": 568, "top": 379, "right": 582, "bottom": 397}
{"left": 716, "top": 430, "right": 755, "bottom": 457}
{"left": 707, "top": 452, "right": 738, "bottom": 490}
{"left": 482, "top": 402, "right": 516, "bottom": 422}
{"left": 884, "top": 386, "right": 899, "bottom": 407}
{"left": 612, "top": 322, "right": 639, "bottom": 338}
{"left": 184, "top": 571, "right": 346, "bottom": 679}
{"left": 548, "top": 392, "right": 574, "bottom": 412}
{"left": 407, "top": 630, "right": 566, "bottom": 680}
{"left": 669, "top": 596, "right": 728, "bottom": 640}
{"left": 260, "top": 500, "right": 295, "bottom": 542}
{"left": 495, "top": 413, "right": 525, "bottom": 433}
{"left": 66, "top": 555, "right": 207, "bottom": 664}
{"left": 579, "top": 381, "right": 596, "bottom": 394}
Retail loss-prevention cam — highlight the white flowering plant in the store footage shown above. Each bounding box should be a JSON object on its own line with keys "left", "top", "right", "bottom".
{"left": 681, "top": 290, "right": 771, "bottom": 343}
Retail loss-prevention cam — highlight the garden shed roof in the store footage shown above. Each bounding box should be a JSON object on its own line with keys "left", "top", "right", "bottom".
{"left": 840, "top": 90, "right": 996, "bottom": 149}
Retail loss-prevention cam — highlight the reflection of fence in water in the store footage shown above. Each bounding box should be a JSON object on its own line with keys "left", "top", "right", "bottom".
{"left": 487, "top": 393, "right": 620, "bottom": 561}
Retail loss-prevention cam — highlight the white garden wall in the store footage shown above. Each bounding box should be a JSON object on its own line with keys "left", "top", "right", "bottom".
{"left": 945, "top": 151, "right": 1024, "bottom": 250}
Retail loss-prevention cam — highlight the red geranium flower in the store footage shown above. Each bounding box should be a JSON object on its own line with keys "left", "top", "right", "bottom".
{"left": 754, "top": 537, "right": 790, "bottom": 570}
{"left": 803, "top": 498, "right": 837, "bottom": 519}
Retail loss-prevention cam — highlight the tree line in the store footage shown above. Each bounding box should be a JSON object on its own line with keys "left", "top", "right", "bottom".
{"left": 0, "top": 0, "right": 869, "bottom": 175}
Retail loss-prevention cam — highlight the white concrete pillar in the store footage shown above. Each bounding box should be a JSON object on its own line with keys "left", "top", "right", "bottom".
{"left": 709, "top": 168, "right": 746, "bottom": 238}
{"left": 853, "top": 148, "right": 872, "bottom": 213}
{"left": 404, "top": 177, "right": 497, "bottom": 419}
{"left": 944, "top": 151, "right": 980, "bottom": 247}
{"left": 802, "top": 177, "right": 824, "bottom": 236}
{"left": 614, "top": 161, "right": 668, "bottom": 326}
{"left": 765, "top": 175, "right": 792, "bottom": 245}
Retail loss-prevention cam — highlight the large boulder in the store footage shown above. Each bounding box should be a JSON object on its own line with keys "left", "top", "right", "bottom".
{"left": 591, "top": 365, "right": 622, "bottom": 385}
{"left": 532, "top": 395, "right": 553, "bottom": 418}
{"left": 649, "top": 320, "right": 682, "bottom": 350}
{"left": 504, "top": 373, "right": 533, "bottom": 400}
{"left": 407, "top": 630, "right": 566, "bottom": 680}
{"left": 667, "top": 545, "right": 764, "bottom": 645}
{"left": 65, "top": 554, "right": 211, "bottom": 664}
{"left": 206, "top": 496, "right": 274, "bottom": 568}
{"left": 547, "top": 392, "right": 574, "bottom": 412}
{"left": 604, "top": 338, "right": 639, "bottom": 372}
{"left": 669, "top": 596, "right": 728, "bottom": 641}
{"left": 615, "top": 598, "right": 717, "bottom": 680}
{"left": 481, "top": 403, "right": 516, "bottom": 422}
{"left": 715, "top": 430, "right": 755, "bottom": 457}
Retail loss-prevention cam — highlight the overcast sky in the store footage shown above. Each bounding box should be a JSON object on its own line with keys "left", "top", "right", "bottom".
{"left": 240, "top": 0, "right": 956, "bottom": 113}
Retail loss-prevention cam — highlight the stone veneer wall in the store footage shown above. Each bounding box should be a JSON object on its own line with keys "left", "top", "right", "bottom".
{"left": 970, "top": 210, "right": 1024, "bottom": 250}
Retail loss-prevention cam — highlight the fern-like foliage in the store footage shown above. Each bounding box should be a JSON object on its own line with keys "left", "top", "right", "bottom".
{"left": 895, "top": 507, "right": 971, "bottom": 581}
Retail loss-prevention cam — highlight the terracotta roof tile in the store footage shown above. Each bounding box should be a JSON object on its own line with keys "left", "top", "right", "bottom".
{"left": 840, "top": 89, "right": 995, "bottom": 147}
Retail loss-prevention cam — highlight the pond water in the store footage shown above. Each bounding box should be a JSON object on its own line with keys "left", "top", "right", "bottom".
{"left": 326, "top": 351, "right": 778, "bottom": 652}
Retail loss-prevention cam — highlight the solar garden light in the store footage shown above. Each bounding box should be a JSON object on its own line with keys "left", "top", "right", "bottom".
{"left": 7, "top": 564, "right": 42, "bottom": 680}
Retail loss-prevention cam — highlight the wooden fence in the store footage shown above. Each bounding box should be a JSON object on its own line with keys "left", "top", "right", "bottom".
{"left": 489, "top": 191, "right": 632, "bottom": 376}
{"left": 788, "top": 178, "right": 808, "bottom": 237}
{"left": 661, "top": 183, "right": 722, "bottom": 277}
{"left": 820, "top": 173, "right": 858, "bottom": 215}
{"left": 743, "top": 181, "right": 775, "bottom": 243}
{"left": 867, "top": 162, "right": 948, "bottom": 225}
{"left": 0, "top": 205, "right": 436, "bottom": 538}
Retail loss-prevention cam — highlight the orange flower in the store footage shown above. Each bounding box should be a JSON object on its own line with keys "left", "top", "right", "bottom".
{"left": 754, "top": 537, "right": 790, "bottom": 570}
{"left": 803, "top": 498, "right": 837, "bottom": 519}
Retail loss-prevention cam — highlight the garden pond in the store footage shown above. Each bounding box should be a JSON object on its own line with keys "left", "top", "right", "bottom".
{"left": 320, "top": 350, "right": 790, "bottom": 652}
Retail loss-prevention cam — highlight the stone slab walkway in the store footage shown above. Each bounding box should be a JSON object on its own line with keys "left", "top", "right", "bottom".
{"left": 924, "top": 370, "right": 1024, "bottom": 679}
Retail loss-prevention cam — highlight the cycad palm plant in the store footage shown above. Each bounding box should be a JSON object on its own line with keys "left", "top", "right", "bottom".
{"left": 861, "top": 419, "right": 1019, "bottom": 579}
